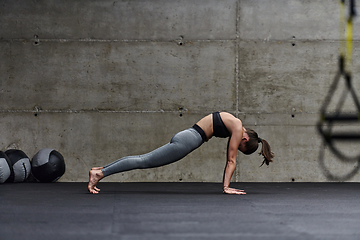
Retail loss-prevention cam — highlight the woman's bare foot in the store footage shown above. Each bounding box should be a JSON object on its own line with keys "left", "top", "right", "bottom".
{"left": 88, "top": 169, "right": 104, "bottom": 194}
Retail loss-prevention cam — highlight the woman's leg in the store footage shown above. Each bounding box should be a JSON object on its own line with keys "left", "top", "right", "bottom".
{"left": 102, "top": 127, "right": 203, "bottom": 175}
{"left": 88, "top": 127, "right": 203, "bottom": 193}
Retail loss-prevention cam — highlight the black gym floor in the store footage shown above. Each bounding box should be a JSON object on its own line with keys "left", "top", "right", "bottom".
{"left": 1, "top": 182, "right": 360, "bottom": 240}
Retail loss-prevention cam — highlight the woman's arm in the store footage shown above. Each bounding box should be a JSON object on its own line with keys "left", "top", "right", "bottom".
{"left": 223, "top": 137, "right": 238, "bottom": 188}
{"left": 222, "top": 117, "right": 246, "bottom": 195}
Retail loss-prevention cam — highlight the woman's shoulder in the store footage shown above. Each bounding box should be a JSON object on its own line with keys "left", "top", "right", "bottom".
{"left": 220, "top": 112, "right": 242, "bottom": 130}
{"left": 219, "top": 112, "right": 241, "bottom": 122}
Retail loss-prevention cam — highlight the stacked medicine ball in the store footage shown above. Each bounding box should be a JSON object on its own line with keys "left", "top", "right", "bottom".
{"left": 0, "top": 148, "right": 65, "bottom": 184}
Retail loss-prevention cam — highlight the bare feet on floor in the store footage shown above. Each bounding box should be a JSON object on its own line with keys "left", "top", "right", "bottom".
{"left": 88, "top": 168, "right": 104, "bottom": 194}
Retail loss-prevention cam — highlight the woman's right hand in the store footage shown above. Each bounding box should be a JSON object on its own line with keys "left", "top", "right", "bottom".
{"left": 223, "top": 186, "right": 246, "bottom": 195}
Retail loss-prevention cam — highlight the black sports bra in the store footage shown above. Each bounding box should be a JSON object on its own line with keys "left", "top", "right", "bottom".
{"left": 212, "top": 112, "right": 231, "bottom": 138}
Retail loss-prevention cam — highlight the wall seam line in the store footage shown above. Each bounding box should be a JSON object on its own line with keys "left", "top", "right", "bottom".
{"left": 235, "top": 0, "right": 240, "bottom": 183}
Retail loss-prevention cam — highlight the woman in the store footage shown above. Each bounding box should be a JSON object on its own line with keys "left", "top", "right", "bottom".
{"left": 88, "top": 112, "right": 274, "bottom": 195}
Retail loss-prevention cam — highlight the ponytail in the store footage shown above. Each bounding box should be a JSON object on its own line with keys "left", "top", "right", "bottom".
{"left": 243, "top": 128, "right": 274, "bottom": 167}
{"left": 258, "top": 138, "right": 274, "bottom": 167}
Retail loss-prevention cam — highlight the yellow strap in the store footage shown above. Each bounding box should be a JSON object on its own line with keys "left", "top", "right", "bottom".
{"left": 346, "top": 18, "right": 353, "bottom": 72}
{"left": 340, "top": 0, "right": 354, "bottom": 73}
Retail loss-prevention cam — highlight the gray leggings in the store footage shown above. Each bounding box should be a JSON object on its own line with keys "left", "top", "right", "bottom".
{"left": 101, "top": 127, "right": 204, "bottom": 177}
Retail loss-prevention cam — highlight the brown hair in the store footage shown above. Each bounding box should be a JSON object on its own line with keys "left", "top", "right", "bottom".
{"left": 243, "top": 128, "right": 274, "bottom": 167}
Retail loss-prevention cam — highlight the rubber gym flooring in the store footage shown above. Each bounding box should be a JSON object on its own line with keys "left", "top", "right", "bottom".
{"left": 1, "top": 182, "right": 360, "bottom": 240}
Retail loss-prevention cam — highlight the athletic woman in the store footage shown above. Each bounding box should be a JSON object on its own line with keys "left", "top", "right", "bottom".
{"left": 88, "top": 112, "right": 274, "bottom": 195}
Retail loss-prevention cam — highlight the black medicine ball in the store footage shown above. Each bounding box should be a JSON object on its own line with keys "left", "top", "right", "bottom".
{"left": 31, "top": 149, "right": 66, "bottom": 183}
{"left": 5, "top": 149, "right": 31, "bottom": 183}
{"left": 0, "top": 151, "right": 12, "bottom": 183}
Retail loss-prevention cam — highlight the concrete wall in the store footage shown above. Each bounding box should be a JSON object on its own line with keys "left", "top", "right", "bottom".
{"left": 1, "top": 0, "right": 360, "bottom": 183}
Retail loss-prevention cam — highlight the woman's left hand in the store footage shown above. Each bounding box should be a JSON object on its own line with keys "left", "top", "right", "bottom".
{"left": 223, "top": 187, "right": 246, "bottom": 195}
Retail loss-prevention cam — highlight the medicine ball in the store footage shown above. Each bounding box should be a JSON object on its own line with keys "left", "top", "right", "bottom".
{"left": 5, "top": 149, "right": 31, "bottom": 183}
{"left": 0, "top": 151, "right": 11, "bottom": 183}
{"left": 31, "top": 148, "right": 65, "bottom": 183}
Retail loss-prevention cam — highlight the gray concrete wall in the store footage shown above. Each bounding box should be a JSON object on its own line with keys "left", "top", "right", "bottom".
{"left": 1, "top": 0, "right": 360, "bottom": 182}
